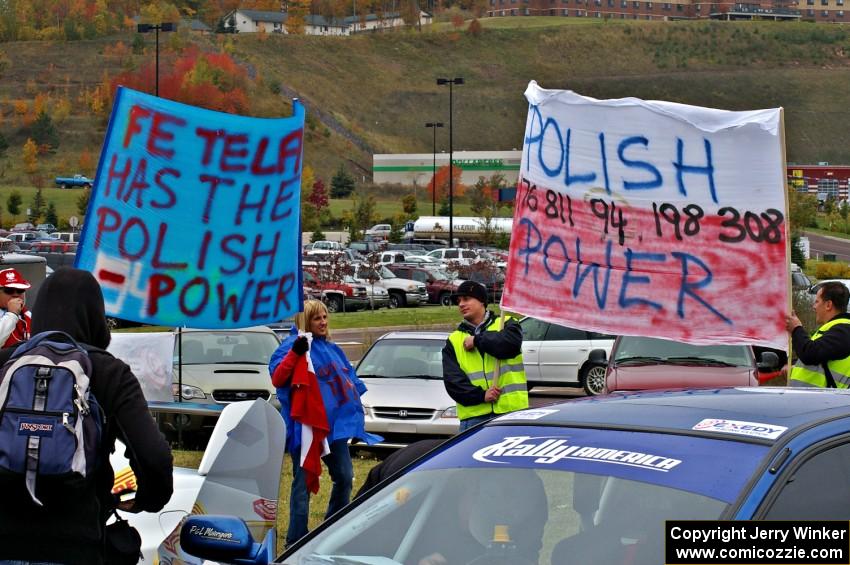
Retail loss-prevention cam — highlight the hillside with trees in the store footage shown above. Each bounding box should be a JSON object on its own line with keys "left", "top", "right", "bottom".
{"left": 1, "top": 10, "right": 850, "bottom": 222}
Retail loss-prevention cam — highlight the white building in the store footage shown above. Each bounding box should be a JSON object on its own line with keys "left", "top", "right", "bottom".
{"left": 223, "top": 9, "right": 432, "bottom": 36}
{"left": 373, "top": 150, "right": 523, "bottom": 187}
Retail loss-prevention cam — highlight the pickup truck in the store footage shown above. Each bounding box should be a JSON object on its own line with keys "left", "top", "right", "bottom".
{"left": 54, "top": 174, "right": 93, "bottom": 189}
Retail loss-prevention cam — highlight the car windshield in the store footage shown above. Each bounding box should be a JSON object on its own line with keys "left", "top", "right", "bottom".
{"left": 176, "top": 331, "right": 280, "bottom": 365}
{"left": 613, "top": 336, "right": 751, "bottom": 367}
{"left": 357, "top": 338, "right": 444, "bottom": 379}
{"left": 283, "top": 426, "right": 764, "bottom": 565}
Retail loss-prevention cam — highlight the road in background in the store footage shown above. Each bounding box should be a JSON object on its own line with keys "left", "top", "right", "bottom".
{"left": 805, "top": 231, "right": 850, "bottom": 262}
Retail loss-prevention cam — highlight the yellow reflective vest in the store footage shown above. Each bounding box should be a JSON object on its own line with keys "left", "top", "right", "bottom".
{"left": 448, "top": 317, "right": 528, "bottom": 420}
{"left": 790, "top": 317, "right": 850, "bottom": 388}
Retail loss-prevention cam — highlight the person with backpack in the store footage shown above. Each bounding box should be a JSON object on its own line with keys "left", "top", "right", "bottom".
{"left": 0, "top": 268, "right": 32, "bottom": 347}
{"left": 0, "top": 268, "right": 174, "bottom": 565}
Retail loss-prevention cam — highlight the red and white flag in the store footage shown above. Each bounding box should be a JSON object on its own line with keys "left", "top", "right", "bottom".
{"left": 290, "top": 334, "right": 331, "bottom": 494}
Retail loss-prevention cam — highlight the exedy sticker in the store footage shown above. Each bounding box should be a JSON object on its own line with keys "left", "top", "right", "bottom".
{"left": 692, "top": 418, "right": 787, "bottom": 439}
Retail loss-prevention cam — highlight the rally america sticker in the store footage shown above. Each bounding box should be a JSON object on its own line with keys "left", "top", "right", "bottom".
{"left": 472, "top": 436, "right": 682, "bottom": 471}
{"left": 692, "top": 418, "right": 787, "bottom": 439}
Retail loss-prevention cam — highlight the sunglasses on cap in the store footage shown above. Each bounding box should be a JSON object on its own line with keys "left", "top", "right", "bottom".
{"left": 1, "top": 288, "right": 25, "bottom": 295}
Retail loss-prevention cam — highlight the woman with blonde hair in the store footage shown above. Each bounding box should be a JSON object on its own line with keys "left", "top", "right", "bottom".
{"left": 269, "top": 299, "right": 378, "bottom": 547}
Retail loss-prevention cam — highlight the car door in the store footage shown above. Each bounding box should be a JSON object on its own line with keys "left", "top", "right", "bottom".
{"left": 537, "top": 323, "right": 594, "bottom": 385}
{"left": 519, "top": 317, "right": 549, "bottom": 383}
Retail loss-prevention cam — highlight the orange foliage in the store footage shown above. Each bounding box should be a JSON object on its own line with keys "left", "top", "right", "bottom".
{"left": 33, "top": 93, "right": 48, "bottom": 116}
{"left": 78, "top": 148, "right": 94, "bottom": 172}
{"left": 428, "top": 164, "right": 464, "bottom": 203}
{"left": 109, "top": 47, "right": 251, "bottom": 115}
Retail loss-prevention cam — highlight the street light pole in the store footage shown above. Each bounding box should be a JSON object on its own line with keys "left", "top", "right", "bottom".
{"left": 436, "top": 77, "right": 463, "bottom": 248}
{"left": 137, "top": 22, "right": 176, "bottom": 97}
{"left": 425, "top": 122, "right": 443, "bottom": 215}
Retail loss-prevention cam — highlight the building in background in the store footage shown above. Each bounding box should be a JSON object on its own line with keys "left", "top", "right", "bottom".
{"left": 223, "top": 9, "right": 432, "bottom": 35}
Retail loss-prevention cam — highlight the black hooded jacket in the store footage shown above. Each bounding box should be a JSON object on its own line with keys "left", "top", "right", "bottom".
{"left": 0, "top": 268, "right": 174, "bottom": 565}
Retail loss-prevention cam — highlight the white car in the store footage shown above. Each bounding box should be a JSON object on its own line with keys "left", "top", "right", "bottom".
{"left": 365, "top": 224, "right": 392, "bottom": 239}
{"left": 426, "top": 247, "right": 479, "bottom": 265}
{"left": 165, "top": 326, "right": 281, "bottom": 435}
{"left": 112, "top": 399, "right": 285, "bottom": 564}
{"left": 352, "top": 264, "right": 428, "bottom": 308}
{"left": 519, "top": 316, "right": 614, "bottom": 395}
{"left": 356, "top": 331, "right": 458, "bottom": 448}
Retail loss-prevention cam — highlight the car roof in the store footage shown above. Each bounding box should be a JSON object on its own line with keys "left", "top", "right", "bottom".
{"left": 490, "top": 387, "right": 850, "bottom": 444}
{"left": 377, "top": 331, "right": 450, "bottom": 340}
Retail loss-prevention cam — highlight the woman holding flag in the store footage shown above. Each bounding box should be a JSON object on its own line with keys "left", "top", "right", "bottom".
{"left": 269, "top": 299, "right": 379, "bottom": 548}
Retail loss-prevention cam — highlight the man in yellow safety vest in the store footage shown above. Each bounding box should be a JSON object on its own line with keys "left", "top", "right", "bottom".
{"left": 442, "top": 280, "right": 528, "bottom": 431}
{"left": 786, "top": 281, "right": 850, "bottom": 388}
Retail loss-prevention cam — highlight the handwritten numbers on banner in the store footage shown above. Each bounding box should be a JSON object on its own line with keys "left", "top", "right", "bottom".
{"left": 503, "top": 82, "right": 788, "bottom": 350}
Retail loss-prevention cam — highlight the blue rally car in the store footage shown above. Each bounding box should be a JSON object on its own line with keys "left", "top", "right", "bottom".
{"left": 180, "top": 388, "right": 850, "bottom": 564}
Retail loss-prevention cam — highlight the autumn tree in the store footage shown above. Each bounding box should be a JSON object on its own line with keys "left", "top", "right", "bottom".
{"left": 467, "top": 18, "right": 482, "bottom": 36}
{"left": 285, "top": 0, "right": 310, "bottom": 34}
{"left": 22, "top": 138, "right": 38, "bottom": 175}
{"left": 78, "top": 148, "right": 94, "bottom": 173}
{"left": 428, "top": 164, "right": 463, "bottom": 205}
{"left": 402, "top": 193, "right": 417, "bottom": 217}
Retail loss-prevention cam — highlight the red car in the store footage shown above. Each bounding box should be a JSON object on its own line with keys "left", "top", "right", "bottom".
{"left": 302, "top": 269, "right": 369, "bottom": 313}
{"left": 591, "top": 336, "right": 779, "bottom": 393}
{"left": 386, "top": 265, "right": 460, "bottom": 306}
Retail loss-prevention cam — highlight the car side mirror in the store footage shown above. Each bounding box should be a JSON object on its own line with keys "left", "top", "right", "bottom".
{"left": 589, "top": 349, "right": 607, "bottom": 364}
{"left": 757, "top": 351, "right": 780, "bottom": 372}
{"left": 181, "top": 515, "right": 275, "bottom": 565}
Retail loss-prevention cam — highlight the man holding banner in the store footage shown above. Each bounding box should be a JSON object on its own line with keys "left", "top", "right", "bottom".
{"left": 442, "top": 281, "right": 528, "bottom": 431}
{"left": 787, "top": 281, "right": 850, "bottom": 388}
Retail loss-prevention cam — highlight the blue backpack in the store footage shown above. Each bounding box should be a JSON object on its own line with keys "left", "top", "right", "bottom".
{"left": 0, "top": 331, "right": 103, "bottom": 505}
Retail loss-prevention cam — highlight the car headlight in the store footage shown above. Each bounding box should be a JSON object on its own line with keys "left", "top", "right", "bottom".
{"left": 362, "top": 403, "right": 372, "bottom": 416}
{"left": 440, "top": 405, "right": 457, "bottom": 419}
{"left": 172, "top": 383, "right": 206, "bottom": 400}
{"left": 407, "top": 284, "right": 416, "bottom": 291}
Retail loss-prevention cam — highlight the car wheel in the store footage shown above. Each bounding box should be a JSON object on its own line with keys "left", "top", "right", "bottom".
{"left": 325, "top": 295, "right": 343, "bottom": 313}
{"left": 388, "top": 292, "right": 405, "bottom": 309}
{"left": 439, "top": 292, "right": 452, "bottom": 307}
{"left": 580, "top": 363, "right": 607, "bottom": 396}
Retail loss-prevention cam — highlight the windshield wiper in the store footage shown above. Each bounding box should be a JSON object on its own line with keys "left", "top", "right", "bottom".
{"left": 614, "top": 356, "right": 670, "bottom": 366}
{"left": 396, "top": 374, "right": 442, "bottom": 380}
{"left": 665, "top": 356, "right": 737, "bottom": 367}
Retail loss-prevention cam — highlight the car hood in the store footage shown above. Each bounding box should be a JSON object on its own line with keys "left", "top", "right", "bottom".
{"left": 174, "top": 363, "right": 271, "bottom": 388}
{"left": 361, "top": 377, "right": 454, "bottom": 409}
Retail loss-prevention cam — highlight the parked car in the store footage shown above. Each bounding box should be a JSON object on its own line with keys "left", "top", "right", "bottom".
{"left": 592, "top": 335, "right": 777, "bottom": 393}
{"left": 375, "top": 251, "right": 438, "bottom": 266}
{"left": 351, "top": 264, "right": 428, "bottom": 309}
{"left": 406, "top": 238, "right": 449, "bottom": 251}
{"left": 28, "top": 241, "right": 78, "bottom": 271}
{"left": 164, "top": 327, "right": 281, "bottom": 436}
{"left": 791, "top": 262, "right": 812, "bottom": 291}
{"left": 54, "top": 173, "right": 93, "bottom": 188}
{"left": 6, "top": 231, "right": 39, "bottom": 250}
{"left": 304, "top": 240, "right": 344, "bottom": 257}
{"left": 303, "top": 268, "right": 370, "bottom": 313}
{"left": 519, "top": 316, "right": 614, "bottom": 395}
{"left": 356, "top": 331, "right": 458, "bottom": 448}
{"left": 10, "top": 222, "right": 34, "bottom": 232}
{"left": 387, "top": 264, "right": 461, "bottom": 306}
{"left": 426, "top": 247, "right": 479, "bottom": 265}
{"left": 365, "top": 223, "right": 392, "bottom": 239}
{"left": 184, "top": 388, "right": 850, "bottom": 565}
{"left": 54, "top": 231, "right": 81, "bottom": 243}
{"left": 349, "top": 240, "right": 385, "bottom": 254}
{"left": 35, "top": 223, "right": 56, "bottom": 233}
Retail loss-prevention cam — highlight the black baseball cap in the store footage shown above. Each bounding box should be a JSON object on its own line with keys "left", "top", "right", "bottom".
{"left": 452, "top": 280, "right": 488, "bottom": 306}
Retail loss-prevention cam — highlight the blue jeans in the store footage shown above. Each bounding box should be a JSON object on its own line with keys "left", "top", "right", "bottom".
{"left": 286, "top": 439, "right": 354, "bottom": 547}
{"left": 459, "top": 412, "right": 496, "bottom": 432}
